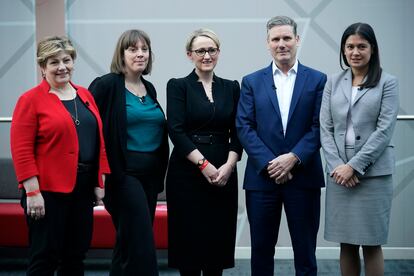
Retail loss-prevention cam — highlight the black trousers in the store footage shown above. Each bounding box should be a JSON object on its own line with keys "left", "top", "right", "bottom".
{"left": 108, "top": 173, "right": 159, "bottom": 276}
{"left": 22, "top": 171, "right": 95, "bottom": 276}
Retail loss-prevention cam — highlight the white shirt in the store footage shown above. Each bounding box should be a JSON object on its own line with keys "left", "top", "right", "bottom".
{"left": 345, "top": 86, "right": 359, "bottom": 146}
{"left": 272, "top": 60, "right": 298, "bottom": 135}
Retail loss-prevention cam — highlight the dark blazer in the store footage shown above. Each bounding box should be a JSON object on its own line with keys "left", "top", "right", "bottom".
{"left": 88, "top": 73, "right": 169, "bottom": 193}
{"left": 11, "top": 79, "right": 110, "bottom": 193}
{"left": 167, "top": 70, "right": 242, "bottom": 158}
{"left": 236, "top": 62, "right": 327, "bottom": 190}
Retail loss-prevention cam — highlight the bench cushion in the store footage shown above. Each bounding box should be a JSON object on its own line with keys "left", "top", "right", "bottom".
{"left": 0, "top": 202, "right": 168, "bottom": 249}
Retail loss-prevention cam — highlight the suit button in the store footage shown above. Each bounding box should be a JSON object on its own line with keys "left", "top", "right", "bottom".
{"left": 356, "top": 136, "right": 361, "bottom": 140}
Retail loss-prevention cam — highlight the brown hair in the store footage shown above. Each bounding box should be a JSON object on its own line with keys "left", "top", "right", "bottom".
{"left": 110, "top": 29, "right": 153, "bottom": 75}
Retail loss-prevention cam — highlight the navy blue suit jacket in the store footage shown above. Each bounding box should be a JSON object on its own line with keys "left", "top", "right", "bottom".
{"left": 236, "top": 62, "right": 327, "bottom": 190}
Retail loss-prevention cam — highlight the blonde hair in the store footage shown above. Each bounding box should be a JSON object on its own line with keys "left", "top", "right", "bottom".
{"left": 185, "top": 28, "right": 220, "bottom": 52}
{"left": 110, "top": 29, "right": 153, "bottom": 75}
{"left": 37, "top": 36, "right": 76, "bottom": 68}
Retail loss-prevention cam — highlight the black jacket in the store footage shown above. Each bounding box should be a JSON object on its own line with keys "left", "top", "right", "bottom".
{"left": 88, "top": 73, "right": 169, "bottom": 193}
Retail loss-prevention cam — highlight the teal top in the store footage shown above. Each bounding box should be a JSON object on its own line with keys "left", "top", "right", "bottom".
{"left": 125, "top": 89, "right": 165, "bottom": 152}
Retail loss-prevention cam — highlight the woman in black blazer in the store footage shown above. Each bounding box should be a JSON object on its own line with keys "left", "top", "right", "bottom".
{"left": 166, "top": 28, "right": 242, "bottom": 276}
{"left": 89, "top": 29, "right": 169, "bottom": 276}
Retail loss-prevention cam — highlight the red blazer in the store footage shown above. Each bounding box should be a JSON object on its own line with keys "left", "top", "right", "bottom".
{"left": 10, "top": 79, "right": 110, "bottom": 193}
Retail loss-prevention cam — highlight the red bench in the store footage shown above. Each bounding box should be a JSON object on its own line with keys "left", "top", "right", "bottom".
{"left": 0, "top": 158, "right": 168, "bottom": 250}
{"left": 0, "top": 201, "right": 168, "bottom": 249}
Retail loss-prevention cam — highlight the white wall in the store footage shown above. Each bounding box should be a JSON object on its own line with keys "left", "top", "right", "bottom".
{"left": 1, "top": 0, "right": 413, "bottom": 258}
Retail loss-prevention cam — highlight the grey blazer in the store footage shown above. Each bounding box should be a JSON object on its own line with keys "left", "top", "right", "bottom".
{"left": 320, "top": 69, "right": 399, "bottom": 177}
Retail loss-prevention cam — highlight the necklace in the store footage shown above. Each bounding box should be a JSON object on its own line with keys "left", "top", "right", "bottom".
{"left": 203, "top": 82, "right": 214, "bottom": 103}
{"left": 72, "top": 93, "right": 80, "bottom": 126}
{"left": 51, "top": 85, "right": 80, "bottom": 126}
{"left": 137, "top": 95, "right": 146, "bottom": 104}
{"left": 125, "top": 81, "right": 147, "bottom": 104}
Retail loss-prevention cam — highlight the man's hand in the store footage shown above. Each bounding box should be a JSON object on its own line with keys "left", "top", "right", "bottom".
{"left": 267, "top": 153, "right": 298, "bottom": 180}
{"left": 274, "top": 171, "right": 293, "bottom": 184}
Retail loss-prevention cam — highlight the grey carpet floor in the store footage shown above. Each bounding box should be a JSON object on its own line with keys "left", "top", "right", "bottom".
{"left": 1, "top": 258, "right": 414, "bottom": 275}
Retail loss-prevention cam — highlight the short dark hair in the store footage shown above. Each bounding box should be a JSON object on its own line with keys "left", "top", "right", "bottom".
{"left": 340, "top": 23, "right": 381, "bottom": 88}
{"left": 110, "top": 29, "right": 153, "bottom": 75}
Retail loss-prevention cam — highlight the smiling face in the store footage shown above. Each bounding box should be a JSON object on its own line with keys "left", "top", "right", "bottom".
{"left": 42, "top": 51, "right": 74, "bottom": 88}
{"left": 187, "top": 36, "right": 219, "bottom": 74}
{"left": 343, "top": 34, "right": 373, "bottom": 73}
{"left": 123, "top": 39, "right": 149, "bottom": 76}
{"left": 267, "top": 25, "right": 299, "bottom": 71}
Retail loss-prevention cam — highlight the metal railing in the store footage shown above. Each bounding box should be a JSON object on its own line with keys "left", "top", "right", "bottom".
{"left": 1, "top": 115, "right": 414, "bottom": 123}
{"left": 0, "top": 117, "right": 12, "bottom": 122}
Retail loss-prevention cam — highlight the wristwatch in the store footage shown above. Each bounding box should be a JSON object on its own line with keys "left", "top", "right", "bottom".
{"left": 197, "top": 158, "right": 206, "bottom": 167}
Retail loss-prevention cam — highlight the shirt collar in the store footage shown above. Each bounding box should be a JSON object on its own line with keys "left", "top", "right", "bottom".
{"left": 272, "top": 59, "right": 298, "bottom": 76}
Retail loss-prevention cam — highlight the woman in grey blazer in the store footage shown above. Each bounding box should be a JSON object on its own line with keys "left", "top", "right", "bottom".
{"left": 320, "top": 23, "right": 399, "bottom": 276}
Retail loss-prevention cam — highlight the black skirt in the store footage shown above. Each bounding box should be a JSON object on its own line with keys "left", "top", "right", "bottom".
{"left": 166, "top": 142, "right": 238, "bottom": 270}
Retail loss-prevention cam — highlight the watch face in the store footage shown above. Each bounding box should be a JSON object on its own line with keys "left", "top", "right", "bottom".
{"left": 197, "top": 158, "right": 205, "bottom": 166}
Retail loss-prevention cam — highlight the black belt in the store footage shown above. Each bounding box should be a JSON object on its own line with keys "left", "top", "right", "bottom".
{"left": 77, "top": 162, "right": 97, "bottom": 173}
{"left": 190, "top": 134, "right": 229, "bottom": 144}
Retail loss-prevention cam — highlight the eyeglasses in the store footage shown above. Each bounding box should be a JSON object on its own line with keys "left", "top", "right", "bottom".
{"left": 191, "top": 48, "right": 219, "bottom": 57}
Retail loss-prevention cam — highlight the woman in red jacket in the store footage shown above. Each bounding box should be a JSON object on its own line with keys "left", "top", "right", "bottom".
{"left": 10, "top": 36, "right": 110, "bottom": 276}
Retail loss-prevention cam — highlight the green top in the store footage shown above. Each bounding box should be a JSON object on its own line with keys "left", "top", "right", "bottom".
{"left": 125, "top": 89, "right": 165, "bottom": 152}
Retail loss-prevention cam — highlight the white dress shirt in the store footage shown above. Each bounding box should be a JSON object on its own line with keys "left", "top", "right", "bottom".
{"left": 272, "top": 60, "right": 298, "bottom": 135}
{"left": 345, "top": 86, "right": 359, "bottom": 146}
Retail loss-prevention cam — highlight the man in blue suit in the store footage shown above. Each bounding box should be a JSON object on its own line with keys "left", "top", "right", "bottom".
{"left": 236, "top": 16, "right": 327, "bottom": 276}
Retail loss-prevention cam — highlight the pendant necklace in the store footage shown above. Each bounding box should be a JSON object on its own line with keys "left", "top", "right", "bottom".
{"left": 72, "top": 92, "right": 80, "bottom": 126}
{"left": 137, "top": 95, "right": 146, "bottom": 104}
{"left": 52, "top": 85, "right": 80, "bottom": 126}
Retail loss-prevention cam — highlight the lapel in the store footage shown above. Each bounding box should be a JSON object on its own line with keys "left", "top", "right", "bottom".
{"left": 186, "top": 69, "right": 209, "bottom": 100}
{"left": 262, "top": 63, "right": 282, "bottom": 120}
{"left": 353, "top": 86, "right": 371, "bottom": 105}
{"left": 340, "top": 69, "right": 353, "bottom": 103}
{"left": 115, "top": 74, "right": 127, "bottom": 154}
{"left": 287, "top": 62, "right": 306, "bottom": 122}
{"left": 143, "top": 77, "right": 155, "bottom": 100}
{"left": 340, "top": 69, "right": 372, "bottom": 106}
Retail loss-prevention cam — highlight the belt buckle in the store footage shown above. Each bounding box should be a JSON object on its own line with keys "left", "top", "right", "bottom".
{"left": 209, "top": 134, "right": 213, "bottom": 144}
{"left": 78, "top": 163, "right": 94, "bottom": 172}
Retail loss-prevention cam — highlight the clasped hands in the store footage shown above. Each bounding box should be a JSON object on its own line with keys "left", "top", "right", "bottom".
{"left": 267, "top": 153, "right": 298, "bottom": 184}
{"left": 201, "top": 162, "right": 233, "bottom": 187}
{"left": 330, "top": 164, "right": 360, "bottom": 188}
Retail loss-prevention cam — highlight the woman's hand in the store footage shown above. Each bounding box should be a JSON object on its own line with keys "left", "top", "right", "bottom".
{"left": 212, "top": 162, "right": 235, "bottom": 186}
{"left": 212, "top": 151, "right": 239, "bottom": 187}
{"left": 23, "top": 176, "right": 45, "bottom": 219}
{"left": 26, "top": 193, "right": 45, "bottom": 220}
{"left": 331, "top": 164, "right": 359, "bottom": 187}
{"left": 344, "top": 174, "right": 360, "bottom": 188}
{"left": 94, "top": 187, "right": 105, "bottom": 206}
{"left": 201, "top": 162, "right": 219, "bottom": 184}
